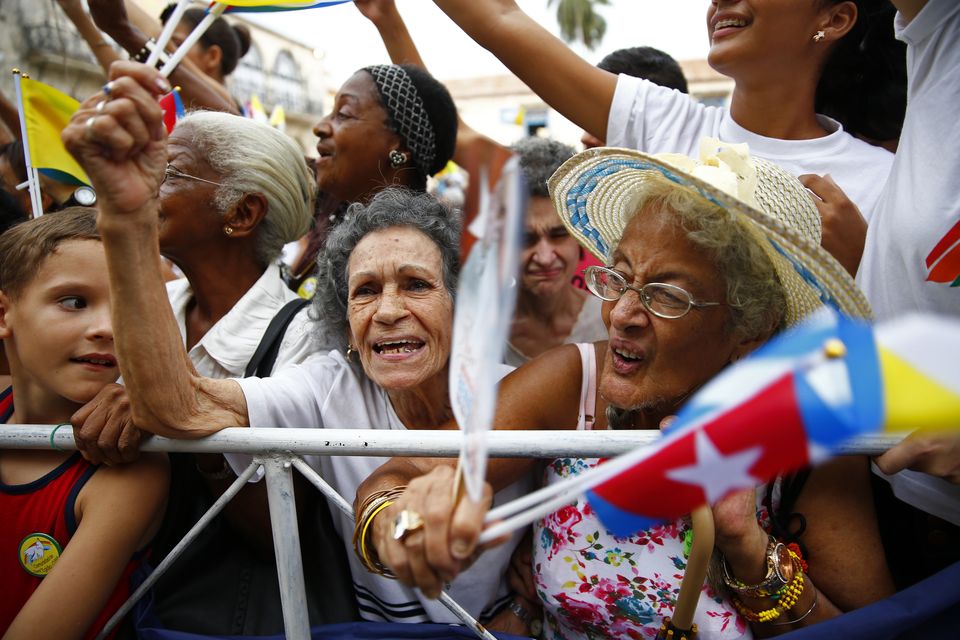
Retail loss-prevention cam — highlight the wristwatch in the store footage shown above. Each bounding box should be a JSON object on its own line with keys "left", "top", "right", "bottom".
{"left": 722, "top": 536, "right": 796, "bottom": 597}
{"left": 70, "top": 186, "right": 97, "bottom": 207}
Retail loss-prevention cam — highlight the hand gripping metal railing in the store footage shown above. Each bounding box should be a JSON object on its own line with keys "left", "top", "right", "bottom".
{"left": 0, "top": 425, "right": 901, "bottom": 640}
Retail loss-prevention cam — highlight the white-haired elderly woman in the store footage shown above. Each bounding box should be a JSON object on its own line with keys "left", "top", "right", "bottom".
{"left": 63, "top": 67, "right": 531, "bottom": 631}
{"left": 69, "top": 97, "right": 358, "bottom": 633}
{"left": 356, "top": 144, "right": 897, "bottom": 638}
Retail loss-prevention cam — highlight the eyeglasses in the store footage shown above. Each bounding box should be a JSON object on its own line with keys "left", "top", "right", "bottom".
{"left": 584, "top": 266, "right": 724, "bottom": 319}
{"left": 162, "top": 164, "right": 223, "bottom": 188}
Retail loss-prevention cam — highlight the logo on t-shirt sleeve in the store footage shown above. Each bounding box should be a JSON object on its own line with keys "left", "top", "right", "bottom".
{"left": 925, "top": 218, "right": 960, "bottom": 287}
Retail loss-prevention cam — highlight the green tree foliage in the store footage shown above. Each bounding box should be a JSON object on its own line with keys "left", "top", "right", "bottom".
{"left": 549, "top": 0, "right": 611, "bottom": 50}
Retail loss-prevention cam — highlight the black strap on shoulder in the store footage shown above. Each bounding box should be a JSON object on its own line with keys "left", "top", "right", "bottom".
{"left": 244, "top": 298, "right": 311, "bottom": 378}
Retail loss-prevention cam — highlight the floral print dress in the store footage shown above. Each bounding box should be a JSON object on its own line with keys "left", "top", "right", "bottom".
{"left": 531, "top": 344, "right": 753, "bottom": 640}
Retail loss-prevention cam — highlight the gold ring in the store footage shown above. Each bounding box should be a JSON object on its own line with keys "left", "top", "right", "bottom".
{"left": 392, "top": 509, "right": 424, "bottom": 541}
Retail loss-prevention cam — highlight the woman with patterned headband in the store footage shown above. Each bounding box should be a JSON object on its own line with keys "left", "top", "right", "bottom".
{"left": 287, "top": 63, "right": 458, "bottom": 297}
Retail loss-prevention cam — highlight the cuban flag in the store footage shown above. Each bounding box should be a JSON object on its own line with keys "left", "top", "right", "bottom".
{"left": 158, "top": 88, "right": 184, "bottom": 134}
{"left": 586, "top": 309, "right": 960, "bottom": 537}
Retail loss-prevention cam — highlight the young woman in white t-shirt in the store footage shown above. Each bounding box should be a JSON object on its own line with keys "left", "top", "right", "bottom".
{"left": 429, "top": 0, "right": 903, "bottom": 274}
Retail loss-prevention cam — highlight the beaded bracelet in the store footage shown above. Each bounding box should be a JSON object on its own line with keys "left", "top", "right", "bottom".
{"left": 731, "top": 550, "right": 806, "bottom": 624}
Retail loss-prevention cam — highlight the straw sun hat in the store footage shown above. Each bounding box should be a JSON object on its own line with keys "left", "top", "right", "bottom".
{"left": 548, "top": 139, "right": 872, "bottom": 325}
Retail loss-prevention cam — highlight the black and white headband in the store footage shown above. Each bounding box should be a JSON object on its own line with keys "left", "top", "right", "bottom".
{"left": 364, "top": 64, "right": 437, "bottom": 178}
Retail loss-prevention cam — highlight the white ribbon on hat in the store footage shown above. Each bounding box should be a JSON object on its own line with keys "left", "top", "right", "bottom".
{"left": 655, "top": 137, "right": 760, "bottom": 209}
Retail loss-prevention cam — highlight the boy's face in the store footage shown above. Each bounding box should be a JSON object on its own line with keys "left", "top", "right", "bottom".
{"left": 0, "top": 239, "right": 118, "bottom": 404}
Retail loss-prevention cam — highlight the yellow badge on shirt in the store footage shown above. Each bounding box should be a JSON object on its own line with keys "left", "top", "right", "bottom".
{"left": 19, "top": 533, "right": 61, "bottom": 577}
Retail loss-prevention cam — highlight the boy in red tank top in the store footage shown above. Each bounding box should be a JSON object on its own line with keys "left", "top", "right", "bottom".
{"left": 0, "top": 208, "right": 168, "bottom": 640}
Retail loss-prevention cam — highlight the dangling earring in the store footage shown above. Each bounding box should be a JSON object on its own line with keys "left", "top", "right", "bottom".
{"left": 813, "top": 30, "right": 826, "bottom": 42}
{"left": 346, "top": 344, "right": 356, "bottom": 362}
{"left": 389, "top": 149, "right": 408, "bottom": 168}
{"left": 224, "top": 225, "right": 234, "bottom": 236}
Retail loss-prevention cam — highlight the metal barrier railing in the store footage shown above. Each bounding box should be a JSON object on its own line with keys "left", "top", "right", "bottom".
{"left": 0, "top": 425, "right": 900, "bottom": 640}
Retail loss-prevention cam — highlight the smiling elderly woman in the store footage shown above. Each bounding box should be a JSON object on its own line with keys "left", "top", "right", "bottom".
{"left": 356, "top": 144, "right": 896, "bottom": 639}
{"left": 62, "top": 69, "right": 529, "bottom": 627}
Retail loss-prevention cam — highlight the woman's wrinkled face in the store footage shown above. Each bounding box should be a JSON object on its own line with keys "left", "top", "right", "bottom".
{"left": 520, "top": 197, "right": 580, "bottom": 298}
{"left": 346, "top": 226, "right": 453, "bottom": 393}
{"left": 157, "top": 129, "right": 225, "bottom": 259}
{"left": 706, "top": 0, "right": 827, "bottom": 78}
{"left": 598, "top": 206, "right": 741, "bottom": 415}
{"left": 312, "top": 71, "right": 403, "bottom": 203}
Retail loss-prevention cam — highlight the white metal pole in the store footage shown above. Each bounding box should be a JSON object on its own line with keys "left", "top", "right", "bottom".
{"left": 263, "top": 456, "right": 311, "bottom": 640}
{"left": 94, "top": 461, "right": 261, "bottom": 640}
{"left": 147, "top": 0, "right": 191, "bottom": 67}
{"left": 159, "top": 3, "right": 228, "bottom": 78}
{"left": 11, "top": 70, "right": 44, "bottom": 218}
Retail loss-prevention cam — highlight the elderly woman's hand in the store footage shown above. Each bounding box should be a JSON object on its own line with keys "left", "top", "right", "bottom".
{"left": 371, "top": 465, "right": 493, "bottom": 599}
{"left": 62, "top": 61, "right": 169, "bottom": 216}
{"left": 71, "top": 383, "right": 146, "bottom": 466}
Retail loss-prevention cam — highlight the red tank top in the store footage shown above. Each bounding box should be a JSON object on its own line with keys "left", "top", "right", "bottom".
{"left": 0, "top": 452, "right": 142, "bottom": 639}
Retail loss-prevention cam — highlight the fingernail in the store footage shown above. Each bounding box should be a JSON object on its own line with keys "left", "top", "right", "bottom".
{"left": 155, "top": 77, "right": 171, "bottom": 93}
{"left": 452, "top": 539, "right": 471, "bottom": 559}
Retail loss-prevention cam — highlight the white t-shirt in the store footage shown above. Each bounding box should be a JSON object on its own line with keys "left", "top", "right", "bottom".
{"left": 857, "top": 0, "right": 960, "bottom": 321}
{"left": 166, "top": 263, "right": 317, "bottom": 377}
{"left": 859, "top": 0, "right": 960, "bottom": 523}
{"left": 235, "top": 351, "right": 532, "bottom": 624}
{"left": 607, "top": 76, "right": 894, "bottom": 222}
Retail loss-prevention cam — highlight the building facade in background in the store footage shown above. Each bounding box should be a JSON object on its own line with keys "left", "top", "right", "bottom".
{"left": 0, "top": 0, "right": 329, "bottom": 153}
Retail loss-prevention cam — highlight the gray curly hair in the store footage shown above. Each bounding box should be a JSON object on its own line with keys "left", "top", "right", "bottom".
{"left": 629, "top": 180, "right": 787, "bottom": 341}
{"left": 314, "top": 188, "right": 461, "bottom": 352}
{"left": 510, "top": 137, "right": 576, "bottom": 198}
{"left": 176, "top": 111, "right": 314, "bottom": 266}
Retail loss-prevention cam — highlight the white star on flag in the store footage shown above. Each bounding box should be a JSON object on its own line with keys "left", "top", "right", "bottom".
{"left": 666, "top": 430, "right": 764, "bottom": 504}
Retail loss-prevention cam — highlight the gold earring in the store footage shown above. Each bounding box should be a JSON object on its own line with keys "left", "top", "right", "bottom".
{"left": 224, "top": 225, "right": 234, "bottom": 236}
{"left": 813, "top": 30, "right": 826, "bottom": 42}
{"left": 346, "top": 344, "right": 356, "bottom": 362}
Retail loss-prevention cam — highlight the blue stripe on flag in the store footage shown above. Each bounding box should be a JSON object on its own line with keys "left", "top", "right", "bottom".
{"left": 794, "top": 371, "right": 864, "bottom": 448}
{"left": 835, "top": 314, "right": 883, "bottom": 431}
{"left": 586, "top": 489, "right": 660, "bottom": 538}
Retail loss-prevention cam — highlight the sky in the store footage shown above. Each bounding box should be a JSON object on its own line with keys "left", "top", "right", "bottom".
{"left": 246, "top": 1, "right": 712, "bottom": 85}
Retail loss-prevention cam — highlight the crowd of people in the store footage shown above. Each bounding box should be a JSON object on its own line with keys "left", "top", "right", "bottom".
{"left": 1, "top": 0, "right": 958, "bottom": 639}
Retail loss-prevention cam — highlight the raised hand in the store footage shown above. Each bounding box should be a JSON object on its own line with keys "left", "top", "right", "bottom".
{"left": 354, "top": 0, "right": 399, "bottom": 25}
{"left": 62, "top": 62, "right": 169, "bottom": 216}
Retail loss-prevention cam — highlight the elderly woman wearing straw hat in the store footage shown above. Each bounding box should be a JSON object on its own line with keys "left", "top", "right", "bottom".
{"left": 359, "top": 140, "right": 895, "bottom": 638}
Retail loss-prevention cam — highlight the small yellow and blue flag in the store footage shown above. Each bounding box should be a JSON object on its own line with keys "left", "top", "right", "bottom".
{"left": 20, "top": 77, "right": 90, "bottom": 186}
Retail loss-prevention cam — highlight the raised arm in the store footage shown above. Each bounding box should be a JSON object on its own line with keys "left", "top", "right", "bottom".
{"left": 87, "top": 0, "right": 240, "bottom": 114}
{"left": 0, "top": 87, "right": 20, "bottom": 144}
{"left": 355, "top": 0, "right": 521, "bottom": 222}
{"left": 432, "top": 0, "right": 616, "bottom": 140}
{"left": 56, "top": 0, "right": 122, "bottom": 73}
{"left": 62, "top": 62, "right": 246, "bottom": 438}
